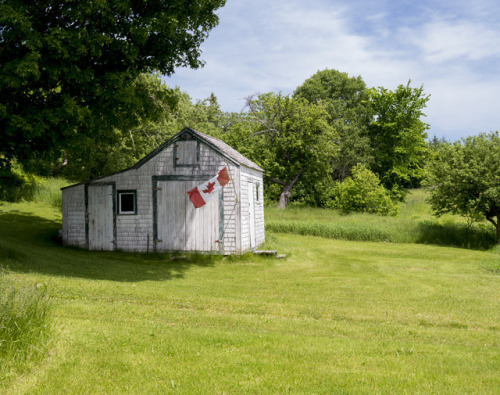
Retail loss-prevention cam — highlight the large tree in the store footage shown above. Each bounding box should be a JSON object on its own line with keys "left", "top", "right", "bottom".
{"left": 427, "top": 132, "right": 500, "bottom": 240}
{"left": 237, "top": 93, "right": 337, "bottom": 208}
{"left": 294, "top": 69, "right": 373, "bottom": 181}
{"left": 32, "top": 77, "right": 228, "bottom": 181}
{"left": 368, "top": 81, "right": 430, "bottom": 198}
{"left": 0, "top": 0, "right": 225, "bottom": 168}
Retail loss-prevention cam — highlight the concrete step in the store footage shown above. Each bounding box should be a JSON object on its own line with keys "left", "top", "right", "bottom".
{"left": 253, "top": 250, "right": 286, "bottom": 259}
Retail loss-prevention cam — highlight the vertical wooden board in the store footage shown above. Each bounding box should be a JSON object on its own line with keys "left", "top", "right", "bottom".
{"left": 234, "top": 167, "right": 242, "bottom": 254}
{"left": 184, "top": 181, "right": 197, "bottom": 251}
{"left": 212, "top": 193, "right": 220, "bottom": 251}
{"left": 62, "top": 191, "right": 68, "bottom": 242}
{"left": 156, "top": 178, "right": 222, "bottom": 252}
{"left": 157, "top": 181, "right": 186, "bottom": 250}
{"left": 248, "top": 182, "right": 256, "bottom": 249}
{"left": 177, "top": 141, "right": 198, "bottom": 165}
{"left": 185, "top": 182, "right": 220, "bottom": 252}
{"left": 88, "top": 185, "right": 114, "bottom": 251}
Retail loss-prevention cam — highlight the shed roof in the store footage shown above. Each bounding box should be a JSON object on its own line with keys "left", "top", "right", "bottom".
{"left": 62, "top": 127, "right": 263, "bottom": 190}
{"left": 134, "top": 127, "right": 264, "bottom": 172}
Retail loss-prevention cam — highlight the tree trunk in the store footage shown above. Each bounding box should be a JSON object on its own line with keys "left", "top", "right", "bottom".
{"left": 277, "top": 169, "right": 304, "bottom": 209}
{"left": 277, "top": 182, "right": 294, "bottom": 209}
{"left": 487, "top": 215, "right": 500, "bottom": 241}
{"left": 50, "top": 151, "right": 68, "bottom": 176}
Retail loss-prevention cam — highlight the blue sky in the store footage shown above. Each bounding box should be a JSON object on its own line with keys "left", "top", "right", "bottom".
{"left": 164, "top": 0, "right": 500, "bottom": 141}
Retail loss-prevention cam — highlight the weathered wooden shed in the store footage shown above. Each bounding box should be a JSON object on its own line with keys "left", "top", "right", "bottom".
{"left": 61, "top": 127, "right": 265, "bottom": 254}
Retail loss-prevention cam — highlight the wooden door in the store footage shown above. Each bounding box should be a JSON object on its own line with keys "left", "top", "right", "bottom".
{"left": 156, "top": 181, "right": 220, "bottom": 252}
{"left": 88, "top": 184, "right": 114, "bottom": 251}
{"left": 248, "top": 183, "right": 256, "bottom": 249}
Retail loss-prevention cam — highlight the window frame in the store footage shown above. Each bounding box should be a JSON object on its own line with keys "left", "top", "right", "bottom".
{"left": 117, "top": 190, "right": 137, "bottom": 215}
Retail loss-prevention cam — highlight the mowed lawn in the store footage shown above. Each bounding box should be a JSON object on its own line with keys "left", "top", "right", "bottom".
{"left": 1, "top": 202, "right": 499, "bottom": 393}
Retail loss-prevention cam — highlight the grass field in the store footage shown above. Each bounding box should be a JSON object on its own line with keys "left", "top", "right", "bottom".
{"left": 1, "top": 197, "right": 499, "bottom": 393}
{"left": 266, "top": 189, "right": 499, "bottom": 250}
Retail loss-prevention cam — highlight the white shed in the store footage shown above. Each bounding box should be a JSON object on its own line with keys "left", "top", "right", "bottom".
{"left": 61, "top": 127, "right": 265, "bottom": 254}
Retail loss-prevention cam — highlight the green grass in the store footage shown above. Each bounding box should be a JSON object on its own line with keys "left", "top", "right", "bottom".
{"left": 0, "top": 272, "right": 51, "bottom": 379}
{"left": 32, "top": 177, "right": 71, "bottom": 208}
{"left": 0, "top": 200, "right": 499, "bottom": 393}
{"left": 266, "top": 189, "right": 498, "bottom": 250}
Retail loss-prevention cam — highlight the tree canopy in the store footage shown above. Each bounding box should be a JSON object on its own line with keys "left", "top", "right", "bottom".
{"left": 427, "top": 132, "right": 500, "bottom": 240}
{"left": 0, "top": 0, "right": 226, "bottom": 166}
{"left": 294, "top": 69, "right": 373, "bottom": 181}
{"left": 228, "top": 93, "right": 337, "bottom": 208}
{"left": 25, "top": 76, "right": 229, "bottom": 181}
{"left": 213, "top": 72, "right": 432, "bottom": 208}
{"left": 368, "top": 82, "right": 430, "bottom": 198}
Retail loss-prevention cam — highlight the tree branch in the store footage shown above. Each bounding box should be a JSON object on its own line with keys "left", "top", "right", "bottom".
{"left": 290, "top": 167, "right": 305, "bottom": 185}
{"left": 486, "top": 216, "right": 497, "bottom": 227}
{"left": 265, "top": 175, "right": 286, "bottom": 186}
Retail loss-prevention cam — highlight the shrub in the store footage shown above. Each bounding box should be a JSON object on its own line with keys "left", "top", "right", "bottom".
{"left": 330, "top": 164, "right": 398, "bottom": 216}
{"left": 0, "top": 160, "right": 69, "bottom": 207}
{"left": 0, "top": 163, "right": 38, "bottom": 202}
{"left": 416, "top": 219, "right": 497, "bottom": 250}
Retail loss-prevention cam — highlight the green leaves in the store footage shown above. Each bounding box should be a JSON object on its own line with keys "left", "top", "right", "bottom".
{"left": 0, "top": 0, "right": 226, "bottom": 167}
{"left": 232, "top": 93, "right": 337, "bottom": 207}
{"left": 294, "top": 69, "right": 373, "bottom": 181}
{"left": 332, "top": 164, "right": 398, "bottom": 216}
{"left": 368, "top": 81, "right": 430, "bottom": 197}
{"left": 427, "top": 132, "right": 500, "bottom": 239}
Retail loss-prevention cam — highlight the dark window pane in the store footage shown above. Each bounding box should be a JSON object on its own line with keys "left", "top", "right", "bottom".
{"left": 120, "top": 193, "right": 135, "bottom": 213}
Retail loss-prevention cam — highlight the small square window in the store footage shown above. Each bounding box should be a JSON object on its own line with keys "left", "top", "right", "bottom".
{"left": 174, "top": 140, "right": 199, "bottom": 167}
{"left": 118, "top": 191, "right": 137, "bottom": 215}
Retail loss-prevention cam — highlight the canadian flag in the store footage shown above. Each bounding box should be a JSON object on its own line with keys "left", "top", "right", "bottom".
{"left": 187, "top": 167, "right": 230, "bottom": 208}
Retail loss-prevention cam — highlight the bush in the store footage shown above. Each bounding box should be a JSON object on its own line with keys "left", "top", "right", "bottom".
{"left": 416, "top": 219, "right": 497, "bottom": 250}
{"left": 0, "top": 161, "right": 69, "bottom": 207}
{"left": 0, "top": 164, "right": 38, "bottom": 202}
{"left": 330, "top": 164, "right": 398, "bottom": 216}
{"left": 0, "top": 269, "right": 52, "bottom": 376}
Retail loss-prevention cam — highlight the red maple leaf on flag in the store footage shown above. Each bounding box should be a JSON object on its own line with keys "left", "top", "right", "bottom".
{"left": 203, "top": 181, "right": 215, "bottom": 194}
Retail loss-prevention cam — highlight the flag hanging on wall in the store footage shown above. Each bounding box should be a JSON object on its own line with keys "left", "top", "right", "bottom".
{"left": 187, "top": 167, "right": 230, "bottom": 208}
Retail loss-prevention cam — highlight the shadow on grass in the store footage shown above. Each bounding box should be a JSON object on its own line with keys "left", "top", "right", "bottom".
{"left": 0, "top": 212, "right": 220, "bottom": 282}
{"left": 416, "top": 220, "right": 497, "bottom": 250}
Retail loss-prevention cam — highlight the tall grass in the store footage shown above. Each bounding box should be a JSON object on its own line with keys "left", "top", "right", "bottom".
{"left": 0, "top": 162, "right": 70, "bottom": 208}
{"left": 267, "top": 217, "right": 411, "bottom": 243}
{"left": 33, "top": 177, "right": 71, "bottom": 208}
{"left": 0, "top": 267, "right": 52, "bottom": 378}
{"left": 266, "top": 189, "right": 498, "bottom": 250}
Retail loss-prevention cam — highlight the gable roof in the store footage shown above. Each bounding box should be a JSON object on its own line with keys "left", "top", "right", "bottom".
{"left": 134, "top": 127, "right": 264, "bottom": 172}
{"left": 62, "top": 127, "right": 263, "bottom": 190}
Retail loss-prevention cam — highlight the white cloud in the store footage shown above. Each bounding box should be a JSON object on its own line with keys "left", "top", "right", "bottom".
{"left": 164, "top": 0, "right": 500, "bottom": 141}
{"left": 408, "top": 20, "right": 500, "bottom": 63}
{"left": 424, "top": 77, "right": 500, "bottom": 139}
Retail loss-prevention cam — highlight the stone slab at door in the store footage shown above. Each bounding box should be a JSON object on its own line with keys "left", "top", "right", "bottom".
{"left": 87, "top": 184, "right": 114, "bottom": 251}
{"left": 156, "top": 181, "right": 220, "bottom": 252}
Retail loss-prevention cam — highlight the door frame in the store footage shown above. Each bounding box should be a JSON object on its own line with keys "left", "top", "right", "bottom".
{"left": 85, "top": 182, "right": 117, "bottom": 250}
{"left": 152, "top": 175, "right": 225, "bottom": 252}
